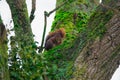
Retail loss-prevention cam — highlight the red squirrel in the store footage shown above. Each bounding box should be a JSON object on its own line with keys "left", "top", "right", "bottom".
{"left": 45, "top": 28, "right": 66, "bottom": 50}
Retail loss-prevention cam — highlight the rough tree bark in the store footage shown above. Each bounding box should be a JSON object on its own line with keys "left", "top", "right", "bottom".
{"left": 71, "top": 0, "right": 120, "bottom": 80}
{"left": 0, "top": 16, "right": 10, "bottom": 80}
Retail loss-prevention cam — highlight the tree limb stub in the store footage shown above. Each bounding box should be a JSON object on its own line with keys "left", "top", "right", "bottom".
{"left": 30, "top": 0, "right": 36, "bottom": 23}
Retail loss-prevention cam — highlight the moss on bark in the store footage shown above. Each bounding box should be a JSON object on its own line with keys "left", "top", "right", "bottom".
{"left": 0, "top": 16, "right": 10, "bottom": 80}
{"left": 44, "top": 0, "right": 120, "bottom": 80}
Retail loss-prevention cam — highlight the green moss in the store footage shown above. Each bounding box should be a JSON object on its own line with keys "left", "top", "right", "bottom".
{"left": 87, "top": 9, "right": 113, "bottom": 40}
{"left": 0, "top": 16, "right": 10, "bottom": 80}
{"left": 73, "top": 64, "right": 87, "bottom": 80}
{"left": 52, "top": 12, "right": 72, "bottom": 29}
{"left": 42, "top": 0, "right": 100, "bottom": 80}
{"left": 43, "top": 10, "right": 90, "bottom": 80}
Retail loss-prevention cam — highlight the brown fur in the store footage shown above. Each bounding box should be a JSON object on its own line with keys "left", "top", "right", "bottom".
{"left": 45, "top": 28, "right": 66, "bottom": 50}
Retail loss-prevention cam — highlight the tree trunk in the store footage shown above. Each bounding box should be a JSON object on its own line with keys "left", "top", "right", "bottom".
{"left": 71, "top": 0, "right": 120, "bottom": 80}
{"left": 0, "top": 16, "right": 10, "bottom": 80}
{"left": 6, "top": 0, "right": 37, "bottom": 79}
{"left": 6, "top": 0, "right": 34, "bottom": 46}
{"left": 47, "top": 0, "right": 120, "bottom": 80}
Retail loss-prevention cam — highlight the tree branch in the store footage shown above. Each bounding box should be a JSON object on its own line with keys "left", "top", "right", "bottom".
{"left": 38, "top": 11, "right": 47, "bottom": 53}
{"left": 30, "top": 0, "right": 36, "bottom": 23}
{"left": 47, "top": 0, "right": 68, "bottom": 17}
